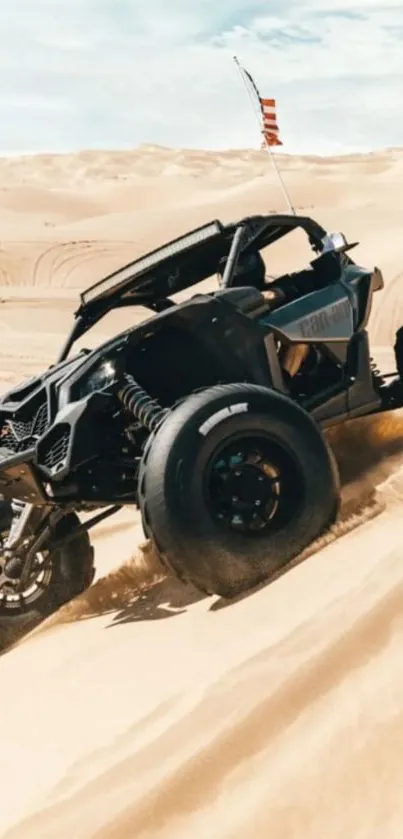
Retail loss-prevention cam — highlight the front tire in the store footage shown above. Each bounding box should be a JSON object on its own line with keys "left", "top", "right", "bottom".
{"left": 0, "top": 512, "right": 95, "bottom": 644}
{"left": 139, "top": 383, "right": 340, "bottom": 598}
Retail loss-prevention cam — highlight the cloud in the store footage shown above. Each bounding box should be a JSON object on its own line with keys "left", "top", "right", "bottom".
{"left": 0, "top": 0, "right": 402, "bottom": 155}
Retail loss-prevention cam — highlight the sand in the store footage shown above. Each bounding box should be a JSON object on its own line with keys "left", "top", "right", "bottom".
{"left": 0, "top": 144, "right": 402, "bottom": 839}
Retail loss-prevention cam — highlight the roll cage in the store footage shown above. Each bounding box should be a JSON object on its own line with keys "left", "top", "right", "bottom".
{"left": 57, "top": 213, "right": 336, "bottom": 362}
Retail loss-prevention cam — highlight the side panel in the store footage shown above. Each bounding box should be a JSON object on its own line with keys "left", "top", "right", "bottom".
{"left": 261, "top": 282, "right": 354, "bottom": 344}
{"left": 121, "top": 294, "right": 275, "bottom": 401}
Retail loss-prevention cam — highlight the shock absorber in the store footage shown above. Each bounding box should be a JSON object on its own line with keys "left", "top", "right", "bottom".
{"left": 118, "top": 375, "right": 168, "bottom": 433}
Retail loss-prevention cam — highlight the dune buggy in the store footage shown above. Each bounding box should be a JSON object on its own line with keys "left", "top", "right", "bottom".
{"left": 0, "top": 212, "right": 402, "bottom": 633}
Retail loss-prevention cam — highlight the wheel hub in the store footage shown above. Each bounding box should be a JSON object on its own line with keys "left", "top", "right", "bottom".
{"left": 208, "top": 442, "right": 283, "bottom": 534}
{"left": 0, "top": 543, "right": 51, "bottom": 606}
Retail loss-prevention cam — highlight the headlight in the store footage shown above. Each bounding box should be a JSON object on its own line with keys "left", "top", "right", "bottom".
{"left": 78, "top": 360, "right": 117, "bottom": 398}
{"left": 58, "top": 359, "right": 117, "bottom": 409}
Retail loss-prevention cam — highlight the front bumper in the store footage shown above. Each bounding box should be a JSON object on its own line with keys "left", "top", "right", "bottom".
{"left": 0, "top": 448, "right": 48, "bottom": 504}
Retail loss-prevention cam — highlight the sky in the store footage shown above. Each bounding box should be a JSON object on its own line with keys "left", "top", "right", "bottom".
{"left": 0, "top": 0, "right": 402, "bottom": 157}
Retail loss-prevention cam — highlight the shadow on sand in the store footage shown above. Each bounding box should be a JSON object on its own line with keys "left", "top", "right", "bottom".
{"left": 107, "top": 576, "right": 206, "bottom": 628}
{"left": 1, "top": 411, "right": 402, "bottom": 653}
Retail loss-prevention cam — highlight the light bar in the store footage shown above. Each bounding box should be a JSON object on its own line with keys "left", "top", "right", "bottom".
{"left": 81, "top": 220, "right": 222, "bottom": 306}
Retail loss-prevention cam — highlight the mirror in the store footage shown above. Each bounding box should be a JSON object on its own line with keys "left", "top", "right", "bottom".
{"left": 321, "top": 232, "right": 349, "bottom": 253}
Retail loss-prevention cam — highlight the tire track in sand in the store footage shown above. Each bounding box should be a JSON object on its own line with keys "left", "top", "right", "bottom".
{"left": 32, "top": 240, "right": 144, "bottom": 288}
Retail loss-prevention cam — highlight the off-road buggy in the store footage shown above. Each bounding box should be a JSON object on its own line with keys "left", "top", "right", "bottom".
{"left": 0, "top": 212, "right": 402, "bottom": 633}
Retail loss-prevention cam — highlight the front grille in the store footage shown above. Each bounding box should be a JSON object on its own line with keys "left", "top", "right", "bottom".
{"left": 32, "top": 402, "right": 49, "bottom": 436}
{"left": 41, "top": 425, "right": 70, "bottom": 472}
{"left": 9, "top": 418, "right": 34, "bottom": 439}
{"left": 0, "top": 424, "right": 21, "bottom": 452}
{"left": 0, "top": 398, "right": 49, "bottom": 454}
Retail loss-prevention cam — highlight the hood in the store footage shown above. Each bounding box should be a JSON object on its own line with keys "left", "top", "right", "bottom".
{"left": 0, "top": 352, "right": 90, "bottom": 410}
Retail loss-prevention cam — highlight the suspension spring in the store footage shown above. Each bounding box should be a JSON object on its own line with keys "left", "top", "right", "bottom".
{"left": 370, "top": 356, "right": 385, "bottom": 390}
{"left": 118, "top": 375, "right": 168, "bottom": 433}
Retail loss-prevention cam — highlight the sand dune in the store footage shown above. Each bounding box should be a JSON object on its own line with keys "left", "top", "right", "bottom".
{"left": 0, "top": 145, "right": 402, "bottom": 839}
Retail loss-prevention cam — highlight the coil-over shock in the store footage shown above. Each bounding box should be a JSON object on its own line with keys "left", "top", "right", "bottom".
{"left": 118, "top": 375, "right": 169, "bottom": 433}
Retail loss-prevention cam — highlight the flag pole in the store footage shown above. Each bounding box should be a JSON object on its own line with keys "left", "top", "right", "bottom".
{"left": 233, "top": 55, "right": 295, "bottom": 215}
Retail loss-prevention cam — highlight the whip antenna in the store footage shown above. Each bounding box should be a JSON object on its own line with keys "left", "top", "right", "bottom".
{"left": 233, "top": 55, "right": 295, "bottom": 215}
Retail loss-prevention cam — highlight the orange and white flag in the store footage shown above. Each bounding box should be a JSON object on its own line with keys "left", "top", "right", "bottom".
{"left": 259, "top": 96, "right": 282, "bottom": 147}
{"left": 240, "top": 63, "right": 283, "bottom": 147}
{"left": 233, "top": 55, "right": 294, "bottom": 213}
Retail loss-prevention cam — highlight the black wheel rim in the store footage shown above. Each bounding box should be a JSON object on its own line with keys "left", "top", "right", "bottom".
{"left": 204, "top": 433, "right": 305, "bottom": 537}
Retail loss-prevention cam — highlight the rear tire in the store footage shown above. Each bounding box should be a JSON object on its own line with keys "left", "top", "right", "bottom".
{"left": 139, "top": 383, "right": 340, "bottom": 598}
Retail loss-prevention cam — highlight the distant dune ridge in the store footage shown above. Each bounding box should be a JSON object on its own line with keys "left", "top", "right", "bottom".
{"left": 0, "top": 145, "right": 402, "bottom": 839}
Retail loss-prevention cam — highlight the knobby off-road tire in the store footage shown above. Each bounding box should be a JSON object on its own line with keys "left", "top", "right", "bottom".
{"left": 0, "top": 511, "right": 95, "bottom": 641}
{"left": 139, "top": 383, "right": 340, "bottom": 598}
